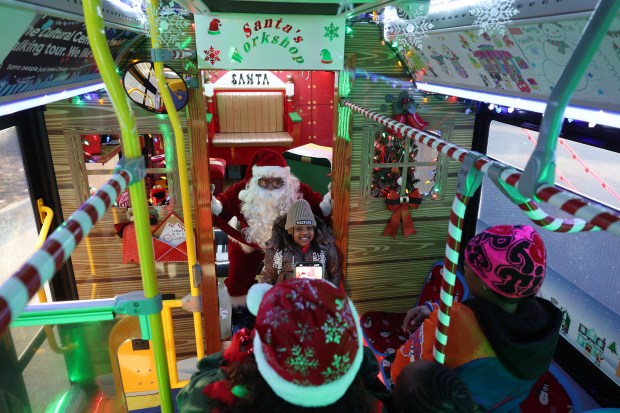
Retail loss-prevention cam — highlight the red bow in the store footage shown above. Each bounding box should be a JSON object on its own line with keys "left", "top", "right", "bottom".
{"left": 203, "top": 380, "right": 236, "bottom": 410}
{"left": 383, "top": 189, "right": 422, "bottom": 239}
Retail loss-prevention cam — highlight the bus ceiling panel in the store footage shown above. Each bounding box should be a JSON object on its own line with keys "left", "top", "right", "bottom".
{"left": 426, "top": 0, "right": 602, "bottom": 31}
{"left": 400, "top": 7, "right": 620, "bottom": 128}
{"left": 192, "top": 0, "right": 376, "bottom": 15}
{"left": 3, "top": 0, "right": 147, "bottom": 32}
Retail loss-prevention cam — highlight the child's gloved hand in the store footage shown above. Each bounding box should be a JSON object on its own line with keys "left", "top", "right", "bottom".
{"left": 211, "top": 184, "right": 223, "bottom": 215}
{"left": 320, "top": 183, "right": 333, "bottom": 216}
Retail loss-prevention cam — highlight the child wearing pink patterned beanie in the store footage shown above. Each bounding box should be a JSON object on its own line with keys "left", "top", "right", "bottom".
{"left": 394, "top": 225, "right": 561, "bottom": 413}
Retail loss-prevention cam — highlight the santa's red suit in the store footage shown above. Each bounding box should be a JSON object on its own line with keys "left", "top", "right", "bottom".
{"left": 211, "top": 149, "right": 331, "bottom": 305}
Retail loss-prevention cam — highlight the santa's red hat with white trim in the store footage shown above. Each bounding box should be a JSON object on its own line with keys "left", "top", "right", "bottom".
{"left": 247, "top": 279, "right": 364, "bottom": 407}
{"left": 244, "top": 149, "right": 290, "bottom": 181}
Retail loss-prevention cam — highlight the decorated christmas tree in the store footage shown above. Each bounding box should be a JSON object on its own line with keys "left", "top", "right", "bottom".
{"left": 371, "top": 129, "right": 420, "bottom": 197}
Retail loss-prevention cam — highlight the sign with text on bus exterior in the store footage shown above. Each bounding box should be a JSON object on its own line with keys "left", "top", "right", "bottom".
{"left": 195, "top": 14, "right": 345, "bottom": 70}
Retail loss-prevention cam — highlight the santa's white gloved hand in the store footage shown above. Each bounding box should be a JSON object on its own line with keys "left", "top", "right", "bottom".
{"left": 320, "top": 183, "right": 333, "bottom": 216}
{"left": 211, "top": 184, "right": 223, "bottom": 215}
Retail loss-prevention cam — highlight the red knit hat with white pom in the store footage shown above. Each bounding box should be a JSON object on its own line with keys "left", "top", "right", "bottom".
{"left": 247, "top": 279, "right": 364, "bottom": 407}
{"left": 244, "top": 149, "right": 290, "bottom": 181}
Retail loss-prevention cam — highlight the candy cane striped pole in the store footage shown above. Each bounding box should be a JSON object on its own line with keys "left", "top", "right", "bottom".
{"left": 0, "top": 169, "right": 133, "bottom": 336}
{"left": 340, "top": 99, "right": 620, "bottom": 237}
{"left": 435, "top": 191, "right": 470, "bottom": 363}
{"left": 433, "top": 152, "right": 484, "bottom": 363}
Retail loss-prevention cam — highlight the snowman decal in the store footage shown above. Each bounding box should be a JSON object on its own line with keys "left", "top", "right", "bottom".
{"left": 539, "top": 22, "right": 589, "bottom": 91}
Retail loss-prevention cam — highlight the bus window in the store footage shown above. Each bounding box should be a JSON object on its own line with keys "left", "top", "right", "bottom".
{"left": 0, "top": 126, "right": 40, "bottom": 290}
{"left": 479, "top": 121, "right": 620, "bottom": 401}
{"left": 486, "top": 121, "right": 620, "bottom": 210}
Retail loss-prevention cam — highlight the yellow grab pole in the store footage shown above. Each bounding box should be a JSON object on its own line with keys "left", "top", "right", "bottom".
{"left": 82, "top": 1, "right": 173, "bottom": 411}
{"left": 146, "top": 0, "right": 205, "bottom": 359}
{"left": 34, "top": 201, "right": 77, "bottom": 354}
{"left": 161, "top": 299, "right": 190, "bottom": 388}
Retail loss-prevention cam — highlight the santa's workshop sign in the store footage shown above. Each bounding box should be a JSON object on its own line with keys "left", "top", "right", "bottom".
{"left": 195, "top": 14, "right": 345, "bottom": 70}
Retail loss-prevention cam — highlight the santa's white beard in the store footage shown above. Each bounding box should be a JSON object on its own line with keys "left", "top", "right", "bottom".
{"left": 239, "top": 176, "right": 301, "bottom": 248}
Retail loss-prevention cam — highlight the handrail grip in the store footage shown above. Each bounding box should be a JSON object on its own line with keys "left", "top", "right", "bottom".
{"left": 519, "top": 1, "right": 620, "bottom": 198}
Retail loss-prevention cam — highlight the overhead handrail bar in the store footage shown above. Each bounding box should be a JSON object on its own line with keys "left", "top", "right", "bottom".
{"left": 340, "top": 99, "right": 620, "bottom": 237}
{"left": 519, "top": 0, "right": 620, "bottom": 199}
{"left": 0, "top": 166, "right": 141, "bottom": 336}
{"left": 485, "top": 162, "right": 599, "bottom": 233}
{"left": 146, "top": 0, "right": 205, "bottom": 360}
{"left": 82, "top": 1, "right": 173, "bottom": 411}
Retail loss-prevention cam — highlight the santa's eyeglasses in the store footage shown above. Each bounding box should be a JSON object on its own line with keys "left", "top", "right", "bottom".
{"left": 257, "top": 178, "right": 285, "bottom": 189}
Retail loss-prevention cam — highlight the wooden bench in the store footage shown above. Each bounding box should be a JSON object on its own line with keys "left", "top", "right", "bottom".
{"left": 213, "top": 92, "right": 294, "bottom": 147}
{"left": 205, "top": 71, "right": 300, "bottom": 148}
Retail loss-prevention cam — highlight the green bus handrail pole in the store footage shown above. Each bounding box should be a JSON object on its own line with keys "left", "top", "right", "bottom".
{"left": 519, "top": 0, "right": 620, "bottom": 199}
{"left": 82, "top": 1, "right": 173, "bottom": 412}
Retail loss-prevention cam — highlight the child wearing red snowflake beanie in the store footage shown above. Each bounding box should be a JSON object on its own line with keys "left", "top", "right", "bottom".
{"left": 177, "top": 278, "right": 386, "bottom": 413}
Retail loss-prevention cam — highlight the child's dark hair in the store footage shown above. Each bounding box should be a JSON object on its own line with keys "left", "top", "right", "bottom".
{"left": 393, "top": 360, "right": 479, "bottom": 413}
{"left": 219, "top": 358, "right": 375, "bottom": 413}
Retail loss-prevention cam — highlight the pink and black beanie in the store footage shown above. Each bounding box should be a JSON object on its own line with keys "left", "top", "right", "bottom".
{"left": 247, "top": 278, "right": 364, "bottom": 407}
{"left": 464, "top": 224, "right": 546, "bottom": 299}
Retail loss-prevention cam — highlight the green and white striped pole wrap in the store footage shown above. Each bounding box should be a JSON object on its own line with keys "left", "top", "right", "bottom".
{"left": 434, "top": 153, "right": 484, "bottom": 363}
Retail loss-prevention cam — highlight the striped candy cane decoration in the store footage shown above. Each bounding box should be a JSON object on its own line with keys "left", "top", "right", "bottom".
{"left": 537, "top": 184, "right": 620, "bottom": 234}
{"left": 485, "top": 163, "right": 600, "bottom": 233}
{"left": 340, "top": 99, "right": 620, "bottom": 237}
{"left": 498, "top": 171, "right": 600, "bottom": 233}
{"left": 435, "top": 191, "right": 470, "bottom": 363}
{"left": 0, "top": 170, "right": 132, "bottom": 336}
{"left": 433, "top": 152, "right": 484, "bottom": 363}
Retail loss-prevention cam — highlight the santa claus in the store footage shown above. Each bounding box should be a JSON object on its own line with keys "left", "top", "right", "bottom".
{"left": 211, "top": 149, "right": 332, "bottom": 307}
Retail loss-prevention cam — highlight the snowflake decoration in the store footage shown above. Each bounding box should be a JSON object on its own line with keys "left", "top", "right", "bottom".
{"left": 321, "top": 314, "right": 348, "bottom": 344}
{"left": 286, "top": 345, "right": 318, "bottom": 376}
{"left": 324, "top": 22, "right": 340, "bottom": 42}
{"left": 295, "top": 322, "right": 313, "bottom": 342}
{"left": 204, "top": 46, "right": 221, "bottom": 66}
{"left": 264, "top": 306, "right": 289, "bottom": 328}
{"left": 321, "top": 353, "right": 352, "bottom": 382}
{"left": 385, "top": 16, "right": 434, "bottom": 50}
{"left": 147, "top": 1, "right": 192, "bottom": 48}
{"left": 469, "top": 0, "right": 519, "bottom": 36}
{"left": 337, "top": 0, "right": 354, "bottom": 14}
